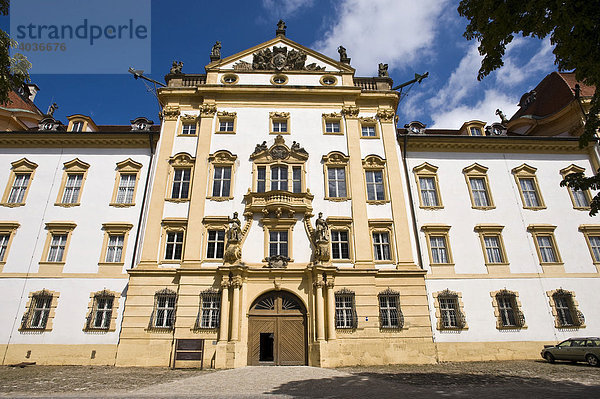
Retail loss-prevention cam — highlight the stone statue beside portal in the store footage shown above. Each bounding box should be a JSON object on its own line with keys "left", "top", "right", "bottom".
{"left": 314, "top": 212, "right": 330, "bottom": 263}
{"left": 224, "top": 212, "right": 242, "bottom": 264}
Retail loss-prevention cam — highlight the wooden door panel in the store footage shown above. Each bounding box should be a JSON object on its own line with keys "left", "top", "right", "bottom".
{"left": 248, "top": 318, "right": 276, "bottom": 366}
{"left": 278, "top": 317, "right": 305, "bottom": 365}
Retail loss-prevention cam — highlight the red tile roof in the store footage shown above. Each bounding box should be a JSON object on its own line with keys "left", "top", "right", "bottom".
{"left": 1, "top": 90, "right": 42, "bottom": 114}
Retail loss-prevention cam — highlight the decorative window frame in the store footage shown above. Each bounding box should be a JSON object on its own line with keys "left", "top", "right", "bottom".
{"left": 362, "top": 155, "right": 389, "bottom": 204}
{"left": 359, "top": 117, "right": 379, "bottom": 139}
{"left": 148, "top": 288, "right": 177, "bottom": 331}
{"left": 463, "top": 163, "right": 495, "bottom": 210}
{"left": 261, "top": 217, "right": 296, "bottom": 263}
{"left": 560, "top": 164, "right": 592, "bottom": 210}
{"left": 334, "top": 288, "right": 358, "bottom": 330}
{"left": 39, "top": 222, "right": 77, "bottom": 266}
{"left": 490, "top": 289, "right": 526, "bottom": 330}
{"left": 474, "top": 224, "right": 509, "bottom": 272}
{"left": 270, "top": 74, "right": 288, "bottom": 86}
{"left": 546, "top": 288, "right": 585, "bottom": 329}
{"left": 322, "top": 112, "right": 343, "bottom": 135}
{"left": 83, "top": 289, "right": 120, "bottom": 332}
{"left": 194, "top": 288, "right": 221, "bottom": 330}
{"left": 55, "top": 158, "right": 90, "bottom": 207}
{"left": 160, "top": 218, "right": 187, "bottom": 264}
{"left": 322, "top": 151, "right": 350, "bottom": 201}
{"left": 19, "top": 289, "right": 60, "bottom": 332}
{"left": 512, "top": 164, "right": 546, "bottom": 210}
{"left": 369, "top": 220, "right": 395, "bottom": 264}
{"left": 215, "top": 111, "right": 237, "bottom": 134}
{"left": 432, "top": 289, "right": 468, "bottom": 331}
{"left": 422, "top": 224, "right": 454, "bottom": 268}
{"left": 202, "top": 216, "right": 228, "bottom": 261}
{"left": 579, "top": 224, "right": 600, "bottom": 271}
{"left": 207, "top": 150, "right": 237, "bottom": 201}
{"left": 413, "top": 162, "right": 443, "bottom": 209}
{"left": 179, "top": 114, "right": 199, "bottom": 136}
{"left": 0, "top": 221, "right": 20, "bottom": 268}
{"left": 378, "top": 288, "right": 404, "bottom": 330}
{"left": 269, "top": 111, "right": 290, "bottom": 134}
{"left": 527, "top": 224, "right": 563, "bottom": 272}
{"left": 319, "top": 75, "right": 338, "bottom": 86}
{"left": 109, "top": 158, "right": 142, "bottom": 207}
{"left": 166, "top": 153, "right": 195, "bottom": 202}
{"left": 1, "top": 158, "right": 38, "bottom": 207}
{"left": 327, "top": 216, "right": 353, "bottom": 263}
{"left": 98, "top": 223, "right": 133, "bottom": 267}
{"left": 221, "top": 73, "right": 239, "bottom": 85}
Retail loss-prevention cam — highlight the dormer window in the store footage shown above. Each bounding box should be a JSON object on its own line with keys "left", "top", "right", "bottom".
{"left": 469, "top": 127, "right": 483, "bottom": 136}
{"left": 71, "top": 121, "right": 84, "bottom": 132}
{"left": 404, "top": 121, "right": 426, "bottom": 135}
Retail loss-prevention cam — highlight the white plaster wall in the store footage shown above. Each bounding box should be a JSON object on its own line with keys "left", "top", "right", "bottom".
{"left": 219, "top": 72, "right": 342, "bottom": 87}
{"left": 0, "top": 278, "right": 127, "bottom": 345}
{"left": 407, "top": 151, "right": 598, "bottom": 274}
{"left": 426, "top": 277, "right": 600, "bottom": 343}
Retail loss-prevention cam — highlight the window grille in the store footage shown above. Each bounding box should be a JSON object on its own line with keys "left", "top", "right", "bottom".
{"left": 495, "top": 291, "right": 525, "bottom": 328}
{"left": 437, "top": 291, "right": 466, "bottom": 329}
{"left": 378, "top": 289, "right": 403, "bottom": 329}
{"left": 21, "top": 291, "right": 53, "bottom": 330}
{"left": 552, "top": 290, "right": 584, "bottom": 327}
{"left": 150, "top": 289, "right": 177, "bottom": 330}
{"left": 196, "top": 290, "right": 221, "bottom": 329}
{"left": 86, "top": 291, "right": 114, "bottom": 330}
{"left": 335, "top": 289, "right": 357, "bottom": 329}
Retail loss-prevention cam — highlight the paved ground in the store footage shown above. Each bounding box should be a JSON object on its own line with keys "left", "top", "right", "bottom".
{"left": 1, "top": 360, "right": 599, "bottom": 398}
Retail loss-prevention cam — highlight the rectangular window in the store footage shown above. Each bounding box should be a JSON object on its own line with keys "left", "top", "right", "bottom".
{"left": 0, "top": 234, "right": 9, "bottom": 262}
{"left": 182, "top": 123, "right": 196, "bottom": 135}
{"left": 325, "top": 121, "right": 340, "bottom": 133}
{"left": 154, "top": 294, "right": 176, "bottom": 328}
{"left": 105, "top": 234, "right": 124, "bottom": 263}
{"left": 8, "top": 173, "right": 30, "bottom": 203}
{"left": 430, "top": 236, "right": 448, "bottom": 264}
{"left": 47, "top": 234, "right": 67, "bottom": 262}
{"left": 269, "top": 231, "right": 288, "bottom": 257}
{"left": 206, "top": 230, "right": 225, "bottom": 259}
{"left": 212, "top": 166, "right": 232, "bottom": 197}
{"left": 29, "top": 295, "right": 52, "bottom": 329}
{"left": 469, "top": 127, "right": 483, "bottom": 136}
{"left": 519, "top": 178, "right": 541, "bottom": 207}
{"left": 218, "top": 120, "right": 234, "bottom": 132}
{"left": 272, "top": 121, "right": 287, "bottom": 133}
{"left": 72, "top": 121, "right": 84, "bottom": 132}
{"left": 439, "top": 297, "right": 459, "bottom": 328}
{"left": 483, "top": 235, "right": 504, "bottom": 263}
{"left": 331, "top": 230, "right": 349, "bottom": 260}
{"left": 497, "top": 295, "right": 517, "bottom": 327}
{"left": 571, "top": 188, "right": 590, "bottom": 208}
{"left": 335, "top": 293, "right": 356, "bottom": 329}
{"left": 469, "top": 177, "right": 490, "bottom": 207}
{"left": 171, "top": 168, "right": 191, "bottom": 199}
{"left": 365, "top": 170, "right": 385, "bottom": 201}
{"left": 589, "top": 236, "right": 600, "bottom": 262}
{"left": 537, "top": 236, "right": 557, "bottom": 263}
{"left": 271, "top": 166, "right": 288, "bottom": 191}
{"left": 292, "top": 166, "right": 302, "bottom": 193}
{"left": 554, "top": 295, "right": 574, "bottom": 326}
{"left": 419, "top": 176, "right": 439, "bottom": 207}
{"left": 361, "top": 125, "right": 376, "bottom": 137}
{"left": 372, "top": 231, "right": 391, "bottom": 261}
{"left": 165, "top": 232, "right": 184, "bottom": 260}
{"left": 93, "top": 295, "right": 114, "bottom": 329}
{"left": 61, "top": 174, "right": 83, "bottom": 204}
{"left": 257, "top": 166, "right": 266, "bottom": 193}
{"left": 327, "top": 167, "right": 347, "bottom": 198}
{"left": 116, "top": 174, "right": 136, "bottom": 204}
{"left": 200, "top": 293, "right": 221, "bottom": 329}
{"left": 379, "top": 294, "right": 400, "bottom": 328}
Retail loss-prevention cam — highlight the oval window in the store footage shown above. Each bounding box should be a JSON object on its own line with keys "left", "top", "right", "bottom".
{"left": 271, "top": 75, "right": 288, "bottom": 85}
{"left": 222, "top": 74, "right": 238, "bottom": 84}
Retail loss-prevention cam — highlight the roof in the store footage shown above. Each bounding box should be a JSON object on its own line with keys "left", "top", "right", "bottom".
{"left": 1, "top": 90, "right": 43, "bottom": 115}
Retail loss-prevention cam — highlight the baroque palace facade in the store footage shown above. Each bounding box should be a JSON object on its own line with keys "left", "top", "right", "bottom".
{"left": 1, "top": 24, "right": 598, "bottom": 367}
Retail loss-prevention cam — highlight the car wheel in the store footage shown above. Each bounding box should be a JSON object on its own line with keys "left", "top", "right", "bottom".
{"left": 544, "top": 352, "right": 555, "bottom": 364}
{"left": 586, "top": 354, "right": 599, "bottom": 367}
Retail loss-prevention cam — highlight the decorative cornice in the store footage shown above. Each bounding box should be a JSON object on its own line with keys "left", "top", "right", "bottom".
{"left": 376, "top": 108, "right": 395, "bottom": 122}
{"left": 341, "top": 106, "right": 359, "bottom": 117}
{"left": 200, "top": 104, "right": 217, "bottom": 117}
{"left": 269, "top": 111, "right": 290, "bottom": 119}
{"left": 0, "top": 133, "right": 157, "bottom": 148}
{"left": 322, "top": 112, "right": 341, "bottom": 119}
{"left": 162, "top": 106, "right": 180, "bottom": 121}
{"left": 180, "top": 114, "right": 198, "bottom": 122}
{"left": 217, "top": 111, "right": 237, "bottom": 118}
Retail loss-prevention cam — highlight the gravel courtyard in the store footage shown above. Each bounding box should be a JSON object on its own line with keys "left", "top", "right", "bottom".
{"left": 0, "top": 360, "right": 599, "bottom": 398}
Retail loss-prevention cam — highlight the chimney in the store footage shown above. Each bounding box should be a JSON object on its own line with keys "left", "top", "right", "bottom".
{"left": 26, "top": 83, "right": 40, "bottom": 102}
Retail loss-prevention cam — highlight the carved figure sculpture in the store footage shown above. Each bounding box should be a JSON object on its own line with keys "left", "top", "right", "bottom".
{"left": 210, "top": 41, "right": 221, "bottom": 60}
{"left": 495, "top": 109, "right": 508, "bottom": 124}
{"left": 170, "top": 61, "right": 183, "bottom": 74}
{"left": 378, "top": 63, "right": 389, "bottom": 77}
{"left": 314, "top": 212, "right": 331, "bottom": 263}
{"left": 46, "top": 102, "right": 58, "bottom": 116}
{"left": 224, "top": 212, "right": 242, "bottom": 264}
{"left": 253, "top": 141, "right": 268, "bottom": 155}
{"left": 338, "top": 46, "right": 347, "bottom": 59}
{"left": 277, "top": 20, "right": 286, "bottom": 31}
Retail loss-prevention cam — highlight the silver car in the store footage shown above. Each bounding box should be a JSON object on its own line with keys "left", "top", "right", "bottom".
{"left": 541, "top": 337, "right": 600, "bottom": 366}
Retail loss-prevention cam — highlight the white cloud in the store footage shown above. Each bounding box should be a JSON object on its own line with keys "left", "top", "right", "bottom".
{"left": 430, "top": 89, "right": 518, "bottom": 129}
{"left": 496, "top": 38, "right": 554, "bottom": 87}
{"left": 261, "top": 0, "right": 314, "bottom": 17}
{"left": 313, "top": 0, "right": 450, "bottom": 75}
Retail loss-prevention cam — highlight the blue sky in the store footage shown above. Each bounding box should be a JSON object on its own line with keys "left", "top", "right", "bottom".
{"left": 2, "top": 0, "right": 557, "bottom": 129}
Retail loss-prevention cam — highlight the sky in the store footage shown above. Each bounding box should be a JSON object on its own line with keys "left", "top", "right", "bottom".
{"left": 1, "top": 0, "right": 558, "bottom": 129}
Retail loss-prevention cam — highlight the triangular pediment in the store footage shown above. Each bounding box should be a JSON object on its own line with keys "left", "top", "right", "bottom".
{"left": 207, "top": 37, "right": 354, "bottom": 73}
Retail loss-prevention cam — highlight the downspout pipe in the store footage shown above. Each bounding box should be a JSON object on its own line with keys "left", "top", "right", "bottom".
{"left": 401, "top": 132, "right": 423, "bottom": 269}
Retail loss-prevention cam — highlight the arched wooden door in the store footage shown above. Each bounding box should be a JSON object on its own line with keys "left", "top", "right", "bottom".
{"left": 248, "top": 291, "right": 307, "bottom": 366}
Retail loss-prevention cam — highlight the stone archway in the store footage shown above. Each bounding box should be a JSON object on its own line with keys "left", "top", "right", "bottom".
{"left": 247, "top": 291, "right": 307, "bottom": 366}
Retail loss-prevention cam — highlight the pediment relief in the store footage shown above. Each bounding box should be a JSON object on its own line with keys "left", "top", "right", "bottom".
{"left": 63, "top": 158, "right": 90, "bottom": 171}
{"left": 251, "top": 135, "right": 308, "bottom": 161}
{"left": 116, "top": 158, "right": 143, "bottom": 172}
{"left": 413, "top": 162, "right": 438, "bottom": 174}
{"left": 462, "top": 163, "right": 489, "bottom": 175}
{"left": 362, "top": 155, "right": 386, "bottom": 168}
{"left": 169, "top": 152, "right": 195, "bottom": 167}
{"left": 512, "top": 163, "right": 537, "bottom": 175}
{"left": 11, "top": 158, "right": 38, "bottom": 171}
{"left": 209, "top": 150, "right": 237, "bottom": 164}
{"left": 322, "top": 151, "right": 349, "bottom": 165}
{"left": 559, "top": 164, "right": 586, "bottom": 177}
